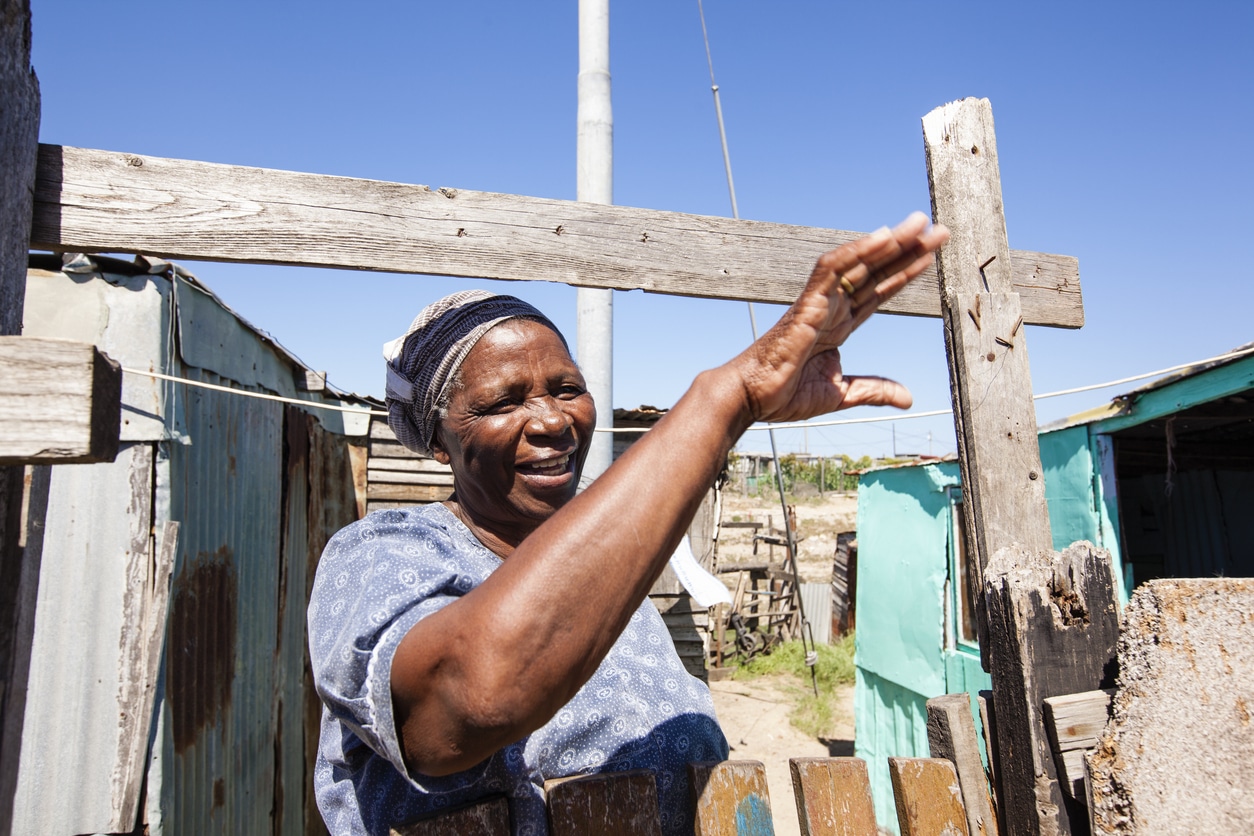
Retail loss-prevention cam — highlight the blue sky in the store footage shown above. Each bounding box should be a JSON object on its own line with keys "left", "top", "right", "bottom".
{"left": 30, "top": 1, "right": 1254, "bottom": 457}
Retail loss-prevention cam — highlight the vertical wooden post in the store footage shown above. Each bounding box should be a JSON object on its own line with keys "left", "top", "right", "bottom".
{"left": 0, "top": 2, "right": 40, "bottom": 834}
{"left": 923, "top": 96, "right": 1053, "bottom": 640}
{"left": 927, "top": 694, "right": 998, "bottom": 836}
{"left": 925, "top": 98, "right": 1112, "bottom": 836}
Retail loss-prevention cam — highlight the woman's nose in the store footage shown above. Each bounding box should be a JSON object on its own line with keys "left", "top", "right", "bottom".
{"left": 525, "top": 398, "right": 572, "bottom": 435}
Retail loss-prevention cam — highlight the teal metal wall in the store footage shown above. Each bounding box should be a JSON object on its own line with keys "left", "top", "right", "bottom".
{"left": 853, "top": 462, "right": 991, "bottom": 832}
{"left": 853, "top": 353, "right": 1254, "bottom": 832}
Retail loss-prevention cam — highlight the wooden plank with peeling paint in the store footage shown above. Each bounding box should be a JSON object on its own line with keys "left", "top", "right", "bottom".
{"left": 690, "top": 760, "right": 776, "bottom": 836}
{"left": 888, "top": 757, "right": 970, "bottom": 836}
{"left": 927, "top": 694, "right": 998, "bottom": 836}
{"left": 789, "top": 757, "right": 878, "bottom": 836}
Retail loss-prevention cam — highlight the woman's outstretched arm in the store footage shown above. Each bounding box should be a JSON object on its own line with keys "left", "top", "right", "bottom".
{"left": 391, "top": 212, "right": 949, "bottom": 775}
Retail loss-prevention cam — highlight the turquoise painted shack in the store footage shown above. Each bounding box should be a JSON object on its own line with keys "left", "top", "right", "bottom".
{"left": 853, "top": 345, "right": 1254, "bottom": 832}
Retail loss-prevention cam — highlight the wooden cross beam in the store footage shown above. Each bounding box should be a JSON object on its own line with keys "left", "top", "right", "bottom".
{"left": 31, "top": 144, "right": 1083, "bottom": 327}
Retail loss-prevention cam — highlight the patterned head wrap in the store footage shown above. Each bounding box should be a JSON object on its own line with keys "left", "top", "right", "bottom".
{"left": 383, "top": 290, "right": 567, "bottom": 457}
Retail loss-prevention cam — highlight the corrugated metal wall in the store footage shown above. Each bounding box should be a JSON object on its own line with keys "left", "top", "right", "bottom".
{"left": 19, "top": 265, "right": 364, "bottom": 835}
{"left": 163, "top": 369, "right": 285, "bottom": 834}
{"left": 799, "top": 583, "right": 831, "bottom": 646}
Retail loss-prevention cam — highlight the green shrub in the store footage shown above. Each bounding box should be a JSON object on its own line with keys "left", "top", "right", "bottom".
{"left": 730, "top": 633, "right": 856, "bottom": 738}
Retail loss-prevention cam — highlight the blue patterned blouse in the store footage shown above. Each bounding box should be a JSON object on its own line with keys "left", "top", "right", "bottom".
{"left": 308, "top": 503, "right": 728, "bottom": 835}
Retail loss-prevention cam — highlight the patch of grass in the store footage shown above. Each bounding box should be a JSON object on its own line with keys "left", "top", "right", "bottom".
{"left": 731, "top": 633, "right": 856, "bottom": 738}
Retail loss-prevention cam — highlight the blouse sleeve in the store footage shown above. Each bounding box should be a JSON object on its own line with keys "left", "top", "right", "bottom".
{"left": 307, "top": 510, "right": 482, "bottom": 788}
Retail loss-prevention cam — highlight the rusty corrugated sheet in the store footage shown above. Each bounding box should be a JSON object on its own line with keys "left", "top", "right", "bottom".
{"left": 163, "top": 368, "right": 285, "bottom": 834}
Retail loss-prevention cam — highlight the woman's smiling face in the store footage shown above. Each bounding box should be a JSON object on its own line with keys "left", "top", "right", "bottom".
{"left": 430, "top": 319, "right": 596, "bottom": 546}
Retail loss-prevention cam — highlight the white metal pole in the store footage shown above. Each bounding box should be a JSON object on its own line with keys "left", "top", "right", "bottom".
{"left": 577, "top": 0, "right": 614, "bottom": 484}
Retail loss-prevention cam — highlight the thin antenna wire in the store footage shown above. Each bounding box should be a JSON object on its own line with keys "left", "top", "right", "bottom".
{"left": 697, "top": 0, "right": 818, "bottom": 693}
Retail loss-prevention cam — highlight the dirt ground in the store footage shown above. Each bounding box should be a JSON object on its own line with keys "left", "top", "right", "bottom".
{"left": 709, "top": 677, "right": 856, "bottom": 836}
{"left": 717, "top": 490, "right": 858, "bottom": 583}
{"left": 707, "top": 488, "right": 860, "bottom": 834}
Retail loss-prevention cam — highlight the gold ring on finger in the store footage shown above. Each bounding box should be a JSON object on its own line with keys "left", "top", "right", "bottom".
{"left": 839, "top": 275, "right": 858, "bottom": 298}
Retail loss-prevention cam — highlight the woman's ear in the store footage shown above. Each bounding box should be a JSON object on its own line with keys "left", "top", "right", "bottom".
{"left": 428, "top": 429, "right": 452, "bottom": 466}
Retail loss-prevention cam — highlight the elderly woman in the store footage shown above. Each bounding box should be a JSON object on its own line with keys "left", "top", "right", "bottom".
{"left": 309, "top": 212, "right": 949, "bottom": 835}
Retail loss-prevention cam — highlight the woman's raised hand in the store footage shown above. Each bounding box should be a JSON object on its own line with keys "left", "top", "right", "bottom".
{"left": 732, "top": 211, "right": 949, "bottom": 425}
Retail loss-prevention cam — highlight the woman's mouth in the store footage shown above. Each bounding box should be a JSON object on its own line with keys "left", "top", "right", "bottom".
{"left": 517, "top": 452, "right": 573, "bottom": 477}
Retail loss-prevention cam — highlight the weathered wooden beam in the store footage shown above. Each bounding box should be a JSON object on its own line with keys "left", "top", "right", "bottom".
{"left": 0, "top": 3, "right": 40, "bottom": 833}
{"left": 927, "top": 694, "right": 998, "bottom": 836}
{"left": 788, "top": 757, "right": 878, "bottom": 836}
{"left": 924, "top": 96, "right": 1055, "bottom": 615}
{"left": 888, "top": 757, "right": 970, "bottom": 836}
{"left": 0, "top": 337, "right": 122, "bottom": 465}
{"left": 982, "top": 543, "right": 1119, "bottom": 836}
{"left": 689, "top": 760, "right": 776, "bottom": 836}
{"left": 926, "top": 97, "right": 1109, "bottom": 836}
{"left": 32, "top": 144, "right": 1083, "bottom": 326}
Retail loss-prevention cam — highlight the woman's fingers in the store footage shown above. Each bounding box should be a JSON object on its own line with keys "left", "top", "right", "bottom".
{"left": 840, "top": 375, "right": 913, "bottom": 410}
{"left": 813, "top": 213, "right": 948, "bottom": 330}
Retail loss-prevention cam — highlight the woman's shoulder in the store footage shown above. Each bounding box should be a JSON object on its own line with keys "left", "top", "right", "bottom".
{"left": 326, "top": 503, "right": 457, "bottom": 549}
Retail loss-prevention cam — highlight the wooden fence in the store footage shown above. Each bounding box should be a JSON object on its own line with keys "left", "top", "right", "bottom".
{"left": 398, "top": 756, "right": 973, "bottom": 836}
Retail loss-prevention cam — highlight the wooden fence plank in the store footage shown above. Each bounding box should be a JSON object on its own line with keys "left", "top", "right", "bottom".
{"left": 32, "top": 145, "right": 1083, "bottom": 326}
{"left": 1042, "top": 690, "right": 1113, "bottom": 801}
{"left": 888, "top": 757, "right": 970, "bottom": 836}
{"left": 926, "top": 694, "right": 998, "bottom": 836}
{"left": 544, "top": 770, "right": 662, "bottom": 836}
{"left": 689, "top": 760, "right": 775, "bottom": 836}
{"left": 0, "top": 337, "right": 122, "bottom": 465}
{"left": 976, "top": 692, "right": 1003, "bottom": 835}
{"left": 788, "top": 757, "right": 878, "bottom": 836}
{"left": 391, "top": 796, "right": 510, "bottom": 836}
{"left": 366, "top": 483, "right": 453, "bottom": 502}
{"left": 366, "top": 470, "right": 456, "bottom": 486}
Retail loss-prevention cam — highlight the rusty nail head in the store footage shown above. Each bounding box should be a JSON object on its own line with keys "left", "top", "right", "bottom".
{"left": 1029, "top": 471, "right": 1039, "bottom": 480}
{"left": 986, "top": 352, "right": 996, "bottom": 362}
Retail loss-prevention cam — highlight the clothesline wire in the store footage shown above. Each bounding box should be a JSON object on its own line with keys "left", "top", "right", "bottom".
{"left": 121, "top": 343, "right": 1254, "bottom": 435}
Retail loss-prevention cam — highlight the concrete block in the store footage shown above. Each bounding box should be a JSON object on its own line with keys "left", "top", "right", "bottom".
{"left": 1089, "top": 579, "right": 1254, "bottom": 834}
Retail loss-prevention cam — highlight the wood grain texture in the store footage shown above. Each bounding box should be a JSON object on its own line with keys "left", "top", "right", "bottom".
{"left": 0, "top": 1, "right": 39, "bottom": 337}
{"left": 544, "top": 770, "right": 663, "bottom": 836}
{"left": 0, "top": 337, "right": 122, "bottom": 464}
{"left": 109, "top": 481, "right": 172, "bottom": 833}
{"left": 888, "top": 758, "right": 970, "bottom": 836}
{"left": 391, "top": 796, "right": 510, "bottom": 836}
{"left": 982, "top": 543, "right": 1120, "bottom": 836}
{"left": 0, "top": 5, "right": 41, "bottom": 831}
{"left": 925, "top": 97, "right": 1083, "bottom": 836}
{"left": 976, "top": 692, "right": 1004, "bottom": 835}
{"left": 927, "top": 694, "right": 998, "bottom": 836}
{"left": 366, "top": 483, "right": 453, "bottom": 502}
{"left": 689, "top": 760, "right": 776, "bottom": 836}
{"left": 923, "top": 98, "right": 1055, "bottom": 599}
{"left": 788, "top": 757, "right": 878, "bottom": 836}
{"left": 1042, "top": 690, "right": 1113, "bottom": 801}
{"left": 32, "top": 145, "right": 1083, "bottom": 326}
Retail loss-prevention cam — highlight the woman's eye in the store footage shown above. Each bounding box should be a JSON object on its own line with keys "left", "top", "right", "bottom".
{"left": 479, "top": 397, "right": 517, "bottom": 414}
{"left": 556, "top": 385, "right": 585, "bottom": 399}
